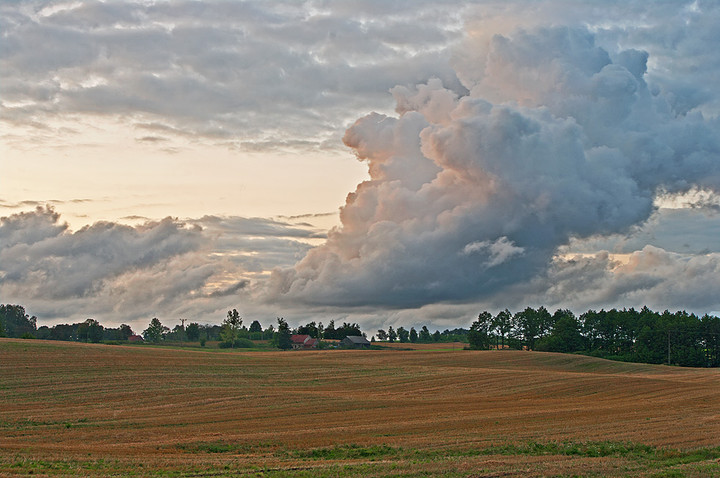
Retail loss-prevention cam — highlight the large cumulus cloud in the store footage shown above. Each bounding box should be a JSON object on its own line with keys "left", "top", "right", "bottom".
{"left": 269, "top": 24, "right": 720, "bottom": 312}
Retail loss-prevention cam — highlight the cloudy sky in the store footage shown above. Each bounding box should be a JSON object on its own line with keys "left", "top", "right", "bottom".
{"left": 2, "top": 0, "right": 719, "bottom": 333}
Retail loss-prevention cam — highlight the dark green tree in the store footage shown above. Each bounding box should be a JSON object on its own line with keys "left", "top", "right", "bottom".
{"left": 419, "top": 326, "right": 432, "bottom": 342}
{"left": 492, "top": 309, "right": 513, "bottom": 348}
{"left": 376, "top": 329, "right": 388, "bottom": 341}
{"left": 514, "top": 307, "right": 546, "bottom": 350}
{"left": 0, "top": 304, "right": 37, "bottom": 338}
{"left": 143, "top": 318, "right": 168, "bottom": 343}
{"left": 274, "top": 317, "right": 292, "bottom": 350}
{"left": 35, "top": 325, "right": 51, "bottom": 340}
{"left": 249, "top": 320, "right": 263, "bottom": 333}
{"left": 88, "top": 319, "right": 103, "bottom": 343}
{"left": 468, "top": 311, "right": 492, "bottom": 349}
{"left": 297, "top": 321, "right": 319, "bottom": 338}
{"left": 220, "top": 309, "right": 243, "bottom": 348}
{"left": 119, "top": 324, "right": 134, "bottom": 341}
{"left": 537, "top": 315, "right": 584, "bottom": 353}
{"left": 324, "top": 320, "right": 336, "bottom": 340}
{"left": 49, "top": 324, "right": 75, "bottom": 341}
{"left": 409, "top": 327, "right": 418, "bottom": 343}
{"left": 167, "top": 324, "right": 187, "bottom": 342}
{"left": 701, "top": 314, "right": 720, "bottom": 367}
{"left": 185, "top": 322, "right": 200, "bottom": 342}
{"left": 76, "top": 318, "right": 103, "bottom": 343}
{"left": 336, "top": 322, "right": 362, "bottom": 338}
{"left": 388, "top": 326, "right": 397, "bottom": 343}
{"left": 397, "top": 327, "right": 409, "bottom": 343}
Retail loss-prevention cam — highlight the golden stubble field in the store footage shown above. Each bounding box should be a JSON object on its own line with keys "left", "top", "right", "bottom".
{"left": 1, "top": 338, "right": 719, "bottom": 477}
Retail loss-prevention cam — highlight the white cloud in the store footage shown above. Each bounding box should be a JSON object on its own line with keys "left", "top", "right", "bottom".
{"left": 463, "top": 237, "right": 525, "bottom": 267}
{"left": 269, "top": 21, "right": 720, "bottom": 314}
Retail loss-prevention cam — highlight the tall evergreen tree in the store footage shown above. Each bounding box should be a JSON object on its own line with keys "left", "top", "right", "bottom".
{"left": 409, "top": 327, "right": 418, "bottom": 343}
{"left": 388, "top": 326, "right": 397, "bottom": 343}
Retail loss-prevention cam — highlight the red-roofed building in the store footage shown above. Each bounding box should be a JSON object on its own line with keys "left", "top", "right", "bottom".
{"left": 290, "top": 334, "right": 318, "bottom": 349}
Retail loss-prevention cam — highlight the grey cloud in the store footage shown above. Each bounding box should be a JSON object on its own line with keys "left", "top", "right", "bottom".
{"left": 1, "top": 0, "right": 466, "bottom": 150}
{"left": 564, "top": 205, "right": 720, "bottom": 256}
{"left": 207, "top": 280, "right": 250, "bottom": 298}
{"left": 279, "top": 212, "right": 337, "bottom": 220}
{"left": 0, "top": 206, "right": 68, "bottom": 248}
{"left": 192, "top": 215, "right": 325, "bottom": 239}
{"left": 269, "top": 21, "right": 720, "bottom": 311}
{"left": 541, "top": 248, "right": 720, "bottom": 315}
{"left": 0, "top": 207, "right": 204, "bottom": 299}
{"left": 0, "top": 208, "right": 314, "bottom": 327}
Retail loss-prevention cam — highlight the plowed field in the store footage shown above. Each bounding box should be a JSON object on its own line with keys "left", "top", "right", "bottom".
{"left": 1, "top": 338, "right": 719, "bottom": 477}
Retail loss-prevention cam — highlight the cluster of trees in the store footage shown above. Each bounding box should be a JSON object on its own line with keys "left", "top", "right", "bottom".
{"left": 374, "top": 326, "right": 469, "bottom": 343}
{"left": 0, "top": 305, "right": 37, "bottom": 338}
{"left": 0, "top": 303, "right": 360, "bottom": 351}
{"left": 295, "top": 319, "right": 362, "bottom": 340}
{"left": 0, "top": 304, "right": 266, "bottom": 346}
{"left": 0, "top": 305, "right": 131, "bottom": 343}
{"left": 141, "top": 312, "right": 274, "bottom": 347}
{"left": 468, "top": 306, "right": 720, "bottom": 367}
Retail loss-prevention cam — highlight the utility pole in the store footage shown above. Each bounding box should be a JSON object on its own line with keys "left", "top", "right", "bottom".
{"left": 667, "top": 329, "right": 671, "bottom": 365}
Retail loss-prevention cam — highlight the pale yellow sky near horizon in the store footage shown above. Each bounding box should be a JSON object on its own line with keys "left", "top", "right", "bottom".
{"left": 1, "top": 118, "right": 369, "bottom": 232}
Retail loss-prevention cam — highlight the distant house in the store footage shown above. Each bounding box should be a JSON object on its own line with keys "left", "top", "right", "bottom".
{"left": 128, "top": 335, "right": 144, "bottom": 343}
{"left": 290, "top": 334, "right": 318, "bottom": 349}
{"left": 341, "top": 336, "right": 371, "bottom": 349}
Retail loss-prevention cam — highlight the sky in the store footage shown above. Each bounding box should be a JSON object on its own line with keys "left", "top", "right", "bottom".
{"left": 2, "top": 0, "right": 720, "bottom": 333}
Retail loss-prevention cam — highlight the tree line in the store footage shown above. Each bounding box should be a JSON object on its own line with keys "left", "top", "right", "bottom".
{"left": 374, "top": 326, "right": 469, "bottom": 344}
{"left": 3, "top": 303, "right": 718, "bottom": 366}
{"left": 0, "top": 304, "right": 365, "bottom": 350}
{"left": 467, "top": 306, "right": 720, "bottom": 367}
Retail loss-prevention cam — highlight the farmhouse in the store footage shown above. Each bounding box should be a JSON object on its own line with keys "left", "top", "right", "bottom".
{"left": 290, "top": 334, "right": 318, "bottom": 349}
{"left": 341, "top": 336, "right": 371, "bottom": 349}
{"left": 128, "top": 334, "right": 144, "bottom": 343}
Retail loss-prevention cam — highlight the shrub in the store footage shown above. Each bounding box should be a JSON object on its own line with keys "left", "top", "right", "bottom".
{"left": 218, "top": 337, "right": 255, "bottom": 349}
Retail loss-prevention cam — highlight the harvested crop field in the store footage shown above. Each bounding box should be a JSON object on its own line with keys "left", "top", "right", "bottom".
{"left": 1, "top": 338, "right": 719, "bottom": 477}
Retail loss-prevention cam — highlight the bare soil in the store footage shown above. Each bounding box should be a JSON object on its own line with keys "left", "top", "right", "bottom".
{"left": 1, "top": 338, "right": 718, "bottom": 476}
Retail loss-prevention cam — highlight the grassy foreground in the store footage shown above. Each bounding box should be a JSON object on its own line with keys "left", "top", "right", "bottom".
{"left": 1, "top": 338, "right": 719, "bottom": 477}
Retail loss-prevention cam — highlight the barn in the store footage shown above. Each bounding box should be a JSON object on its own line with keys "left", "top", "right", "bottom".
{"left": 341, "top": 336, "right": 371, "bottom": 349}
